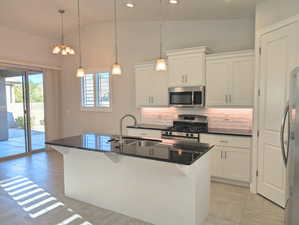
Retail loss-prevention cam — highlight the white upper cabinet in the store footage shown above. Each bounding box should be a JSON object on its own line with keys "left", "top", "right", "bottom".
{"left": 135, "top": 62, "right": 168, "bottom": 107}
{"left": 167, "top": 47, "right": 209, "bottom": 87}
{"left": 206, "top": 50, "right": 254, "bottom": 107}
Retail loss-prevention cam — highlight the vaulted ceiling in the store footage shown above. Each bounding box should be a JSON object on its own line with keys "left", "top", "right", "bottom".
{"left": 0, "top": 0, "right": 260, "bottom": 38}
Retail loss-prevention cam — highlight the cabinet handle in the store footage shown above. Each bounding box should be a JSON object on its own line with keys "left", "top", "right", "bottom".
{"left": 229, "top": 95, "right": 232, "bottom": 103}
{"left": 181, "top": 75, "right": 184, "bottom": 83}
{"left": 185, "top": 75, "right": 188, "bottom": 83}
{"left": 220, "top": 140, "right": 228, "bottom": 143}
{"left": 225, "top": 95, "right": 228, "bottom": 104}
{"left": 221, "top": 151, "right": 223, "bottom": 159}
{"left": 225, "top": 152, "right": 227, "bottom": 159}
{"left": 152, "top": 96, "right": 154, "bottom": 104}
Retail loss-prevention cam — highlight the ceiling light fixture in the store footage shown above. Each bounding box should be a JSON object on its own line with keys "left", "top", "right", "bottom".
{"left": 155, "top": 0, "right": 167, "bottom": 72}
{"left": 52, "top": 10, "right": 75, "bottom": 56}
{"left": 112, "top": 0, "right": 122, "bottom": 75}
{"left": 125, "top": 0, "right": 135, "bottom": 8}
{"left": 76, "top": 0, "right": 85, "bottom": 78}
{"left": 169, "top": 0, "right": 179, "bottom": 4}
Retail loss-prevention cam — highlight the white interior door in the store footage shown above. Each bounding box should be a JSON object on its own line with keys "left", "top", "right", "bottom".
{"left": 257, "top": 22, "right": 298, "bottom": 207}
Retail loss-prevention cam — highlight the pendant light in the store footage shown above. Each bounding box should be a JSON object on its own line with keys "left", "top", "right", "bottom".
{"left": 52, "top": 10, "right": 75, "bottom": 56}
{"left": 111, "top": 0, "right": 122, "bottom": 75}
{"left": 76, "top": 0, "right": 85, "bottom": 78}
{"left": 155, "top": 0, "right": 167, "bottom": 72}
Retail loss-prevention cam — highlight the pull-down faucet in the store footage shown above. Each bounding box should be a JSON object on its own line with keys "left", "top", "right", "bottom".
{"left": 119, "top": 114, "right": 137, "bottom": 144}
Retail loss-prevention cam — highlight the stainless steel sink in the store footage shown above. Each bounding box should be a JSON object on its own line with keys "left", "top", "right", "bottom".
{"left": 127, "top": 140, "right": 159, "bottom": 147}
{"left": 109, "top": 136, "right": 161, "bottom": 147}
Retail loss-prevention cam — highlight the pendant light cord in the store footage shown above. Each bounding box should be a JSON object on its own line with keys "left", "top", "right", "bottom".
{"left": 77, "top": 0, "right": 82, "bottom": 67}
{"left": 60, "top": 10, "right": 65, "bottom": 45}
{"left": 159, "top": 0, "right": 163, "bottom": 59}
{"left": 114, "top": 0, "right": 119, "bottom": 63}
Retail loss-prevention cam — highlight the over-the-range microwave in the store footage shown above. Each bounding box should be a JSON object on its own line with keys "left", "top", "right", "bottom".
{"left": 168, "top": 86, "right": 205, "bottom": 107}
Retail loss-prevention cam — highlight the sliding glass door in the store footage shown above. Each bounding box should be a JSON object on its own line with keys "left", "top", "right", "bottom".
{"left": 0, "top": 69, "right": 45, "bottom": 158}
{"left": 0, "top": 73, "right": 27, "bottom": 157}
{"left": 27, "top": 73, "right": 45, "bottom": 151}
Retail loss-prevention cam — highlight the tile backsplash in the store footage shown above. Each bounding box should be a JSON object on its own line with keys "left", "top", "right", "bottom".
{"left": 140, "top": 107, "right": 253, "bottom": 130}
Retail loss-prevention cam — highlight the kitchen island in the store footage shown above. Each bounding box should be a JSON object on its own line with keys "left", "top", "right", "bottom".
{"left": 47, "top": 133, "right": 214, "bottom": 225}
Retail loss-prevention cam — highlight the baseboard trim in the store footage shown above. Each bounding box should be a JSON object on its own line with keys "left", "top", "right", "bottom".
{"left": 211, "top": 176, "right": 250, "bottom": 188}
{"left": 0, "top": 149, "right": 46, "bottom": 162}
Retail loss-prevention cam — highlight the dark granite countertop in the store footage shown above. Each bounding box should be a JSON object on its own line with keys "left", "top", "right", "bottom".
{"left": 127, "top": 124, "right": 252, "bottom": 137}
{"left": 46, "top": 133, "right": 214, "bottom": 165}
{"left": 205, "top": 128, "right": 252, "bottom": 137}
{"left": 127, "top": 124, "right": 171, "bottom": 131}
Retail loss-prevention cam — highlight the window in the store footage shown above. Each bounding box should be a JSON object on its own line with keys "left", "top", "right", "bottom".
{"left": 81, "top": 72, "right": 111, "bottom": 111}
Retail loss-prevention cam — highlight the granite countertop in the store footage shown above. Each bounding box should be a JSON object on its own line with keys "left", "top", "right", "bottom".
{"left": 127, "top": 124, "right": 252, "bottom": 137}
{"left": 205, "top": 128, "right": 252, "bottom": 137}
{"left": 127, "top": 124, "right": 171, "bottom": 131}
{"left": 46, "top": 133, "right": 214, "bottom": 165}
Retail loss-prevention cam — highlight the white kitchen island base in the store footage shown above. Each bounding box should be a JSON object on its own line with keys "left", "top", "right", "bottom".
{"left": 53, "top": 146, "right": 210, "bottom": 225}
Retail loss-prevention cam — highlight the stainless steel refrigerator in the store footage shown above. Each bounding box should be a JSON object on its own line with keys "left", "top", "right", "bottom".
{"left": 284, "top": 67, "right": 299, "bottom": 225}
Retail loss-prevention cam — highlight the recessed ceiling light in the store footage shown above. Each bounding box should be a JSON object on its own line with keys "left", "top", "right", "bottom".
{"left": 169, "top": 0, "right": 179, "bottom": 4}
{"left": 125, "top": 1, "right": 135, "bottom": 8}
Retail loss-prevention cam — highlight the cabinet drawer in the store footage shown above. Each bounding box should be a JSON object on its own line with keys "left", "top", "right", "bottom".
{"left": 200, "top": 134, "right": 251, "bottom": 148}
{"left": 127, "top": 128, "right": 162, "bottom": 139}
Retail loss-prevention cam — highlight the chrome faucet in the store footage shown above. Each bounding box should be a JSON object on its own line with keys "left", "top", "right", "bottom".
{"left": 119, "top": 114, "right": 137, "bottom": 144}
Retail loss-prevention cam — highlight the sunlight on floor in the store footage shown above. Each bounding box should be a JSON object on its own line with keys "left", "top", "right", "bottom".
{"left": 0, "top": 176, "right": 92, "bottom": 225}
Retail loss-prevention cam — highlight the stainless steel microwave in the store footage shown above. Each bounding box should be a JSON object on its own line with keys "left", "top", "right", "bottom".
{"left": 168, "top": 86, "right": 205, "bottom": 107}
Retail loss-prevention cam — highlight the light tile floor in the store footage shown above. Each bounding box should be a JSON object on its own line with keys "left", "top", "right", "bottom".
{"left": 0, "top": 151, "right": 285, "bottom": 225}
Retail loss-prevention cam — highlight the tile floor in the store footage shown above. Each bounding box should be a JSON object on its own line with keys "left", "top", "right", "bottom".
{"left": 0, "top": 150, "right": 285, "bottom": 225}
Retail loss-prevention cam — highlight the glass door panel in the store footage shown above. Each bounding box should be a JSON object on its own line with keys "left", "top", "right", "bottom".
{"left": 0, "top": 73, "right": 27, "bottom": 157}
{"left": 28, "top": 72, "right": 45, "bottom": 151}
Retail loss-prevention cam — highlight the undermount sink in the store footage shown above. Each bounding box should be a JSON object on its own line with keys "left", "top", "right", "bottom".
{"left": 127, "top": 140, "right": 159, "bottom": 147}
{"left": 109, "top": 136, "right": 161, "bottom": 147}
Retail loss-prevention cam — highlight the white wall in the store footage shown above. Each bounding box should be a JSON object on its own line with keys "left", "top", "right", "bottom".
{"left": 60, "top": 19, "right": 255, "bottom": 137}
{"left": 0, "top": 25, "right": 62, "bottom": 141}
{"left": 0, "top": 25, "right": 60, "bottom": 68}
{"left": 256, "top": 0, "right": 299, "bottom": 30}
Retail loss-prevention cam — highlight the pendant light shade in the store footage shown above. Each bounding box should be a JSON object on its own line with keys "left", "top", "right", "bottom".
{"left": 52, "top": 10, "right": 75, "bottom": 56}
{"left": 155, "top": 58, "right": 167, "bottom": 72}
{"left": 76, "top": 0, "right": 85, "bottom": 78}
{"left": 111, "top": 63, "right": 122, "bottom": 75}
{"left": 76, "top": 67, "right": 85, "bottom": 78}
{"left": 111, "top": 0, "right": 122, "bottom": 75}
{"left": 155, "top": 0, "right": 167, "bottom": 72}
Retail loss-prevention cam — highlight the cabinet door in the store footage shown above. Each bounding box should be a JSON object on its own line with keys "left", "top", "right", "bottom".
{"left": 135, "top": 66, "right": 152, "bottom": 107}
{"left": 210, "top": 146, "right": 224, "bottom": 178}
{"left": 206, "top": 60, "right": 231, "bottom": 106}
{"left": 230, "top": 58, "right": 254, "bottom": 107}
{"left": 168, "top": 55, "right": 204, "bottom": 87}
{"left": 222, "top": 147, "right": 250, "bottom": 182}
{"left": 151, "top": 70, "right": 168, "bottom": 106}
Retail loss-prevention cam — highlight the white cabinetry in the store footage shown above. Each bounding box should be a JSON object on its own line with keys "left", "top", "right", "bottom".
{"left": 201, "top": 134, "right": 251, "bottom": 184}
{"left": 127, "top": 128, "right": 162, "bottom": 139}
{"left": 135, "top": 62, "right": 168, "bottom": 107}
{"left": 167, "top": 47, "right": 209, "bottom": 87}
{"left": 206, "top": 50, "right": 254, "bottom": 107}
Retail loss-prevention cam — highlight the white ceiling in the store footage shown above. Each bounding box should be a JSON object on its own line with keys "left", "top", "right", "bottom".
{"left": 0, "top": 0, "right": 260, "bottom": 38}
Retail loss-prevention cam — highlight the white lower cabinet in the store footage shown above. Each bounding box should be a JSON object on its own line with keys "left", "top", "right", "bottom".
{"left": 201, "top": 134, "right": 251, "bottom": 184}
{"left": 127, "top": 128, "right": 162, "bottom": 139}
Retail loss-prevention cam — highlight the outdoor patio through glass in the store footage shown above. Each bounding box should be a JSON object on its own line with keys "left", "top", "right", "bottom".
{"left": 0, "top": 69, "right": 45, "bottom": 158}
